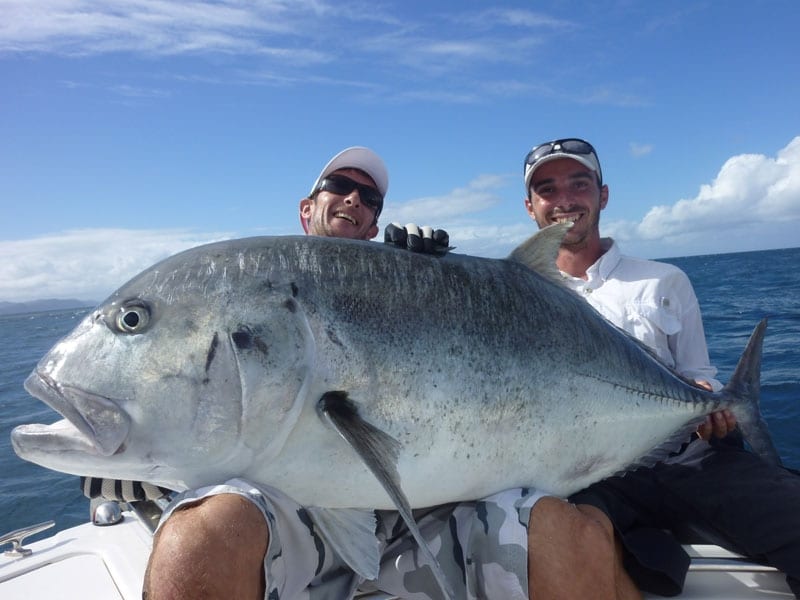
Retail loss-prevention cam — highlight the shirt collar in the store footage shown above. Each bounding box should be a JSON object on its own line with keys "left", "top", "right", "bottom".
{"left": 560, "top": 237, "right": 620, "bottom": 286}
{"left": 595, "top": 237, "right": 621, "bottom": 281}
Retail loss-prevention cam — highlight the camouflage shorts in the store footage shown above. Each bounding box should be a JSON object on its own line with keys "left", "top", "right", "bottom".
{"left": 366, "top": 487, "right": 545, "bottom": 599}
{"left": 159, "top": 480, "right": 545, "bottom": 600}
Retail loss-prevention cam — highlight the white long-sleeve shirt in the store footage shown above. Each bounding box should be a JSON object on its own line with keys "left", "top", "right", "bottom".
{"left": 560, "top": 238, "right": 722, "bottom": 390}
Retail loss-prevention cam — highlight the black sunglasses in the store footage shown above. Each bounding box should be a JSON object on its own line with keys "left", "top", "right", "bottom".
{"left": 315, "top": 174, "right": 383, "bottom": 214}
{"left": 524, "top": 138, "right": 602, "bottom": 184}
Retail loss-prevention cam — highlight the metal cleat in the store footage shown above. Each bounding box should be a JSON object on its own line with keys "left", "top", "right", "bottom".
{"left": 0, "top": 520, "right": 55, "bottom": 557}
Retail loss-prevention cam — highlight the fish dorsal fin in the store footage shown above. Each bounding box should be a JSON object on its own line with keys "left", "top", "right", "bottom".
{"left": 318, "top": 391, "right": 456, "bottom": 600}
{"left": 507, "top": 222, "right": 572, "bottom": 285}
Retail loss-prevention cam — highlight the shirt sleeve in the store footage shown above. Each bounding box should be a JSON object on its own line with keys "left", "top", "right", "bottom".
{"left": 664, "top": 272, "right": 722, "bottom": 391}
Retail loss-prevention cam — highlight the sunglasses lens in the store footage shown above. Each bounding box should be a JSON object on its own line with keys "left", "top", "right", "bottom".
{"left": 321, "top": 176, "right": 351, "bottom": 195}
{"left": 526, "top": 144, "right": 552, "bottom": 166}
{"left": 360, "top": 190, "right": 382, "bottom": 210}
{"left": 319, "top": 176, "right": 383, "bottom": 212}
{"left": 525, "top": 139, "right": 595, "bottom": 169}
{"left": 558, "top": 139, "right": 594, "bottom": 155}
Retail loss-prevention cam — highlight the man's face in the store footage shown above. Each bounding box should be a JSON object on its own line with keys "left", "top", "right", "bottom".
{"left": 524, "top": 158, "right": 608, "bottom": 249}
{"left": 300, "top": 168, "right": 380, "bottom": 240}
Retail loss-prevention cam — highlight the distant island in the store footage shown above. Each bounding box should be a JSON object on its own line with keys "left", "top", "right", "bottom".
{"left": 0, "top": 299, "right": 97, "bottom": 316}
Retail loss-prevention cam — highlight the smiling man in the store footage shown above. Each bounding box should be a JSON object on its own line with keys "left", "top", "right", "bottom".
{"left": 523, "top": 138, "right": 721, "bottom": 385}
{"left": 144, "top": 147, "right": 389, "bottom": 600}
{"left": 299, "top": 146, "right": 387, "bottom": 240}
{"left": 524, "top": 138, "right": 609, "bottom": 278}
{"left": 522, "top": 138, "right": 800, "bottom": 597}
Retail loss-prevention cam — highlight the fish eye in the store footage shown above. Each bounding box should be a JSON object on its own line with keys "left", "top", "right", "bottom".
{"left": 115, "top": 302, "right": 151, "bottom": 334}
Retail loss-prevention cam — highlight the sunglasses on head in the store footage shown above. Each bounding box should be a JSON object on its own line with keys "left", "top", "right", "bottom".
{"left": 524, "top": 138, "right": 602, "bottom": 183}
{"left": 315, "top": 174, "right": 383, "bottom": 213}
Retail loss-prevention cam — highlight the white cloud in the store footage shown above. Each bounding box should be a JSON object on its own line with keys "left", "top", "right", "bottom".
{"left": 378, "top": 174, "right": 535, "bottom": 258}
{"left": 381, "top": 174, "right": 511, "bottom": 225}
{"left": 0, "top": 0, "right": 322, "bottom": 55}
{"left": 444, "top": 222, "right": 533, "bottom": 258}
{"left": 0, "top": 228, "right": 231, "bottom": 303}
{"left": 634, "top": 137, "right": 800, "bottom": 241}
{"left": 629, "top": 142, "right": 653, "bottom": 157}
{"left": 0, "top": 1, "right": 645, "bottom": 108}
{"left": 467, "top": 9, "right": 574, "bottom": 30}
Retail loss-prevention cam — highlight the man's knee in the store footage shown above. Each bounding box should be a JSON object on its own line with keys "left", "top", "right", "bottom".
{"left": 529, "top": 496, "right": 614, "bottom": 550}
{"left": 144, "top": 494, "right": 268, "bottom": 599}
{"left": 155, "top": 493, "right": 268, "bottom": 554}
{"left": 574, "top": 502, "right": 616, "bottom": 550}
{"left": 527, "top": 497, "right": 640, "bottom": 600}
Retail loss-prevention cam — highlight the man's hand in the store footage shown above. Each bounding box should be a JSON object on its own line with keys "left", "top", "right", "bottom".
{"left": 697, "top": 409, "right": 737, "bottom": 440}
{"left": 692, "top": 379, "right": 737, "bottom": 440}
{"left": 384, "top": 223, "right": 451, "bottom": 254}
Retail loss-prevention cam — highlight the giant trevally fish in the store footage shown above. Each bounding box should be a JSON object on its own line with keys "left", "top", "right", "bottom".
{"left": 12, "top": 224, "right": 779, "bottom": 591}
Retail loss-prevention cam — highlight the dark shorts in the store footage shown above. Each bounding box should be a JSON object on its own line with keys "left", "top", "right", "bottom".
{"left": 570, "top": 439, "right": 800, "bottom": 597}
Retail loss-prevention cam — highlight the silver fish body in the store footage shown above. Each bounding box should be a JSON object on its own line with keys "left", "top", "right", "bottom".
{"left": 12, "top": 227, "right": 778, "bottom": 510}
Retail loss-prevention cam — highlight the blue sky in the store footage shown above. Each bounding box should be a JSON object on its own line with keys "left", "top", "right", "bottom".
{"left": 1, "top": 0, "right": 799, "bottom": 302}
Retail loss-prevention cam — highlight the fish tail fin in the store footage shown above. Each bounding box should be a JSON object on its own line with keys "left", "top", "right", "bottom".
{"left": 724, "top": 318, "right": 782, "bottom": 466}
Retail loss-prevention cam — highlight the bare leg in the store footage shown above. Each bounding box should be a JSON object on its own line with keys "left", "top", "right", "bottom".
{"left": 143, "top": 493, "right": 268, "bottom": 600}
{"left": 527, "top": 496, "right": 641, "bottom": 600}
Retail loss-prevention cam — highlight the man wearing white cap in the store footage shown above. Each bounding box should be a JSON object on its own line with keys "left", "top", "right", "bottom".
{"left": 299, "top": 146, "right": 387, "bottom": 240}
{"left": 144, "top": 147, "right": 392, "bottom": 600}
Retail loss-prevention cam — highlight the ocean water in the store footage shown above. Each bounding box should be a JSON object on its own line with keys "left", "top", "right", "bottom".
{"left": 1, "top": 247, "right": 799, "bottom": 541}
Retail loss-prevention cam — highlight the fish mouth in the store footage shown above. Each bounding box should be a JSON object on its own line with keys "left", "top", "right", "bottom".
{"left": 15, "top": 371, "right": 131, "bottom": 458}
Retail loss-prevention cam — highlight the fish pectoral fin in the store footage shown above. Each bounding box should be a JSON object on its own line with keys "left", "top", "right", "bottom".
{"left": 318, "top": 391, "right": 456, "bottom": 600}
{"left": 317, "top": 391, "right": 403, "bottom": 497}
{"left": 306, "top": 507, "right": 379, "bottom": 580}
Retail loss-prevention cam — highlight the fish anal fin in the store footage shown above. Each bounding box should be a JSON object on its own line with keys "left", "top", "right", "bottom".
{"left": 305, "top": 507, "right": 379, "bottom": 580}
{"left": 619, "top": 420, "right": 705, "bottom": 476}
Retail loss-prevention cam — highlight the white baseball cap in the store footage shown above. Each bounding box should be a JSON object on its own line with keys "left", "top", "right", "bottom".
{"left": 310, "top": 146, "right": 389, "bottom": 198}
{"left": 523, "top": 138, "right": 602, "bottom": 190}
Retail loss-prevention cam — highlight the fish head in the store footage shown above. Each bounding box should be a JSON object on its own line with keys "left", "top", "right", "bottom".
{"left": 12, "top": 240, "right": 316, "bottom": 490}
